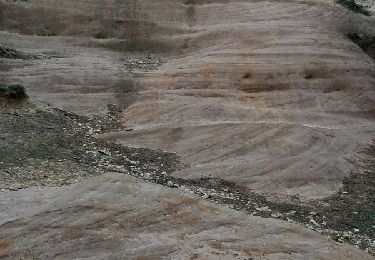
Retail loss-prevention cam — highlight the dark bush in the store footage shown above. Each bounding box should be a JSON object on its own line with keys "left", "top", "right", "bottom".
{"left": 336, "top": 0, "right": 371, "bottom": 16}
{"left": 0, "top": 84, "right": 7, "bottom": 95}
{"left": 347, "top": 33, "right": 375, "bottom": 60}
{"left": 0, "top": 84, "right": 28, "bottom": 99}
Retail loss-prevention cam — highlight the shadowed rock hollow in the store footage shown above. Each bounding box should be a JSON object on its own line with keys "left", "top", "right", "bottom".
{"left": 1, "top": 0, "right": 375, "bottom": 259}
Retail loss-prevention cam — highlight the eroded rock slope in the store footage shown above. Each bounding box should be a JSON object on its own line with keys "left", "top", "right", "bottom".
{"left": 2, "top": 0, "right": 374, "bottom": 198}
{"left": 1, "top": 0, "right": 375, "bottom": 258}
{"left": 0, "top": 173, "right": 373, "bottom": 259}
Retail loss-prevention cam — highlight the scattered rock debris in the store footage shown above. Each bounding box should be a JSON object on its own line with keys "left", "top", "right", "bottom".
{"left": 53, "top": 104, "right": 126, "bottom": 134}
{"left": 0, "top": 45, "right": 46, "bottom": 60}
{"left": 121, "top": 56, "right": 166, "bottom": 71}
{"left": 0, "top": 106, "right": 181, "bottom": 190}
{"left": 0, "top": 105, "right": 374, "bottom": 255}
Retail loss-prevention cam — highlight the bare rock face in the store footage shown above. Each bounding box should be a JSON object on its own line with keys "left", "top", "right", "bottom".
{"left": 0, "top": 173, "right": 373, "bottom": 260}
{"left": 1, "top": 0, "right": 375, "bottom": 258}
{"left": 1, "top": 0, "right": 375, "bottom": 200}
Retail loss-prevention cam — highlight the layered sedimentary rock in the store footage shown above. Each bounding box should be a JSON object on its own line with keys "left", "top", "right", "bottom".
{"left": 0, "top": 173, "right": 373, "bottom": 259}
{"left": 1, "top": 0, "right": 375, "bottom": 258}
{"left": 3, "top": 0, "right": 372, "bottom": 198}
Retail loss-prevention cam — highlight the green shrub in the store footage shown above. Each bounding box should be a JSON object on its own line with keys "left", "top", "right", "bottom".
{"left": 336, "top": 0, "right": 371, "bottom": 16}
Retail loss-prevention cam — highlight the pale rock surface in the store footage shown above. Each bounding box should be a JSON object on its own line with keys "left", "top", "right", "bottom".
{"left": 0, "top": 173, "right": 373, "bottom": 260}
{"left": 1, "top": 0, "right": 375, "bottom": 200}
{"left": 1, "top": 0, "right": 375, "bottom": 258}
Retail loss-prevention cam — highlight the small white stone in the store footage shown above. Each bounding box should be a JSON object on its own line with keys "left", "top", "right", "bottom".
{"left": 310, "top": 218, "right": 320, "bottom": 226}
{"left": 255, "top": 206, "right": 270, "bottom": 212}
